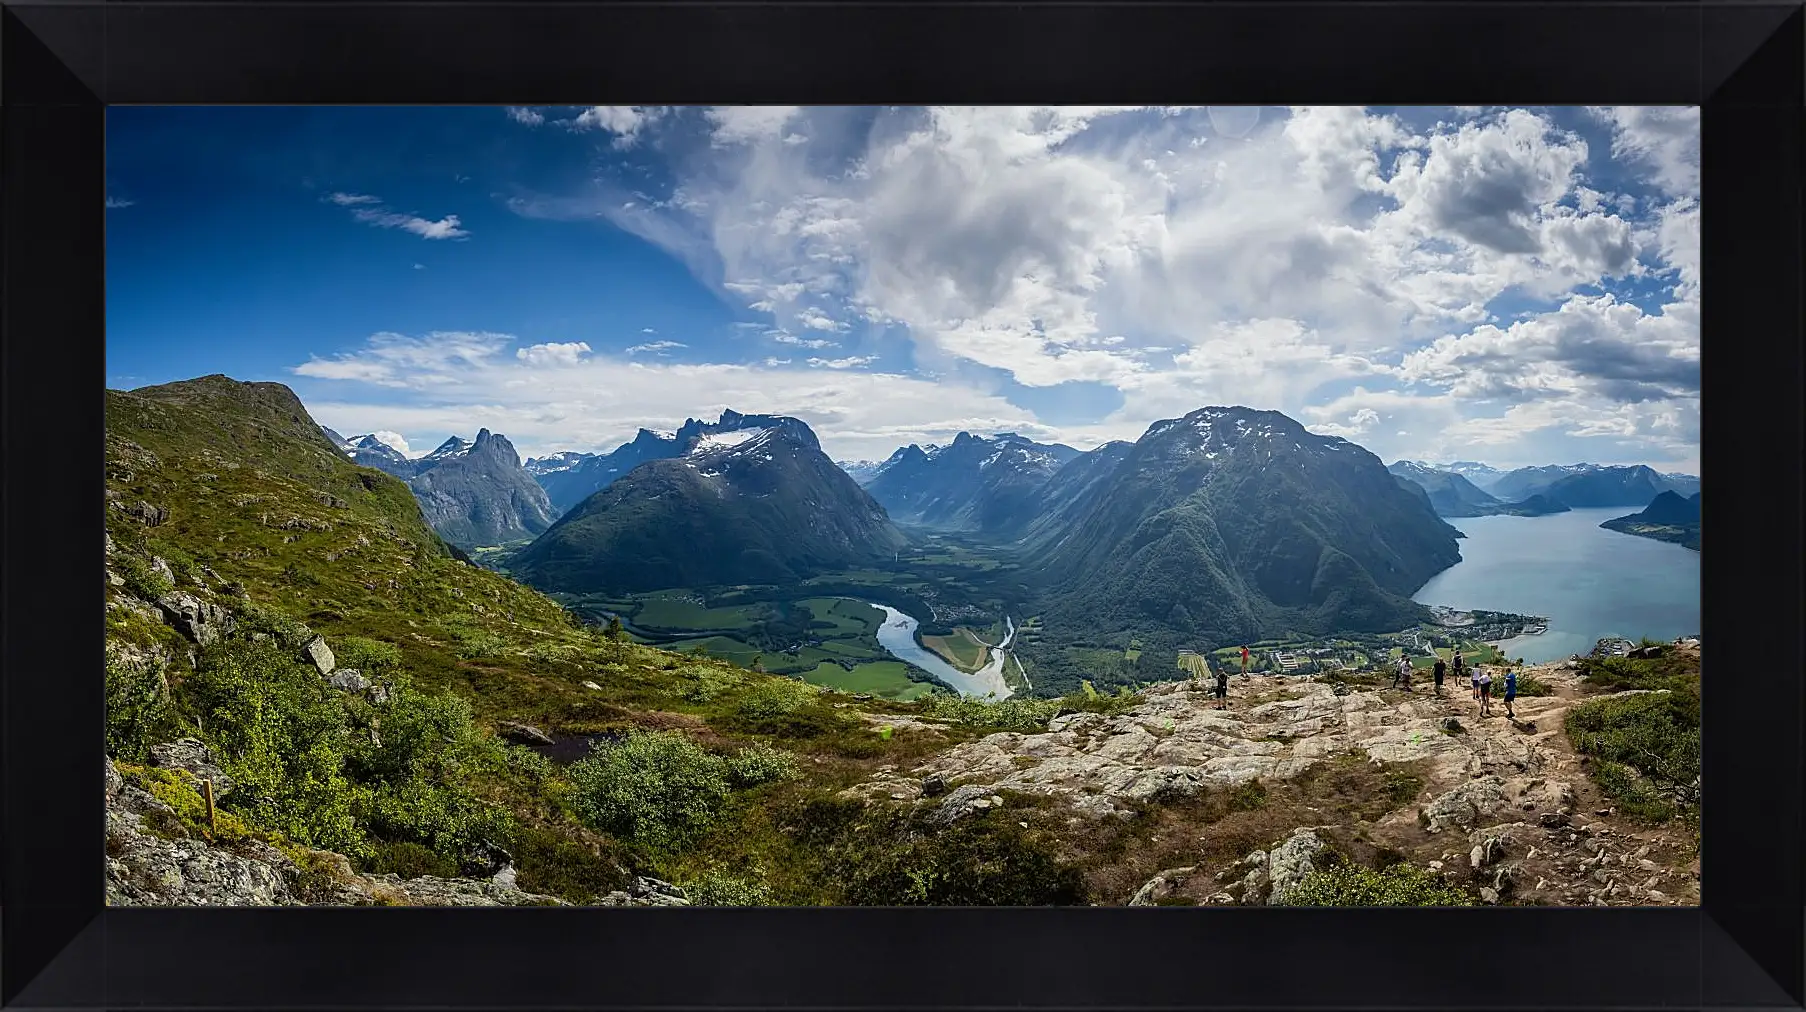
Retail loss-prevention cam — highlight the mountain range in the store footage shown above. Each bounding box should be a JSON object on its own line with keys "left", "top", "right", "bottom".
{"left": 1385, "top": 461, "right": 1571, "bottom": 518}
{"left": 510, "top": 412, "right": 907, "bottom": 593}
{"left": 324, "top": 428, "right": 556, "bottom": 548}
{"left": 1387, "top": 460, "right": 1698, "bottom": 516}
{"left": 862, "top": 432, "right": 1081, "bottom": 534}
{"left": 1486, "top": 463, "right": 1698, "bottom": 506}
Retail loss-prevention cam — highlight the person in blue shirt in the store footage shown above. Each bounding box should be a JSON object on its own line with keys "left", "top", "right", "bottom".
{"left": 1503, "top": 667, "right": 1518, "bottom": 719}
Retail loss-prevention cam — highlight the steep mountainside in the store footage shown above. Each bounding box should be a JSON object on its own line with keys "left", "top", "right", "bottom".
{"left": 533, "top": 430, "right": 682, "bottom": 515}
{"left": 512, "top": 414, "right": 908, "bottom": 593}
{"left": 1011, "top": 440, "right": 1137, "bottom": 546}
{"left": 404, "top": 430, "right": 559, "bottom": 548}
{"left": 865, "top": 432, "right": 1081, "bottom": 533}
{"left": 835, "top": 458, "right": 891, "bottom": 485}
{"left": 1387, "top": 462, "right": 1502, "bottom": 517}
{"left": 1028, "top": 408, "right": 1463, "bottom": 651}
{"left": 1601, "top": 491, "right": 1701, "bottom": 550}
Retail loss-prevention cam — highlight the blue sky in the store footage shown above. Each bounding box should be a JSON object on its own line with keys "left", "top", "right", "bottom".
{"left": 107, "top": 105, "right": 1700, "bottom": 470}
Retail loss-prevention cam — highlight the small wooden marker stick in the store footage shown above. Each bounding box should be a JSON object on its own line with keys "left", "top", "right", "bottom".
{"left": 202, "top": 778, "right": 217, "bottom": 834}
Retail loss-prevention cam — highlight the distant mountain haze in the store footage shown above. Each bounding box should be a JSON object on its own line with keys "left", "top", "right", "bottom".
{"left": 863, "top": 431, "right": 1081, "bottom": 534}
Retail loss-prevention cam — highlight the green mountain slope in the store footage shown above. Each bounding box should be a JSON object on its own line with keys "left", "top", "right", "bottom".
{"left": 512, "top": 419, "right": 907, "bottom": 594}
{"left": 1025, "top": 408, "right": 1462, "bottom": 671}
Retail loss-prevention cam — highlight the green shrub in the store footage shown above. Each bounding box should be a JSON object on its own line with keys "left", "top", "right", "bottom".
{"left": 510, "top": 825, "right": 632, "bottom": 903}
{"left": 119, "top": 764, "right": 265, "bottom": 845}
{"left": 453, "top": 629, "right": 509, "bottom": 660}
{"left": 684, "top": 866, "right": 776, "bottom": 906}
{"left": 333, "top": 635, "right": 404, "bottom": 675}
{"left": 1283, "top": 863, "right": 1474, "bottom": 907}
{"left": 366, "top": 839, "right": 462, "bottom": 879}
{"left": 836, "top": 810, "right": 1088, "bottom": 906}
{"left": 916, "top": 693, "right": 1060, "bottom": 732}
{"left": 735, "top": 678, "right": 822, "bottom": 719}
{"left": 148, "top": 540, "right": 203, "bottom": 585}
{"left": 105, "top": 656, "right": 181, "bottom": 763}
{"left": 117, "top": 552, "right": 175, "bottom": 600}
{"left": 1564, "top": 691, "right": 1699, "bottom": 823}
{"left": 1227, "top": 779, "right": 1268, "bottom": 812}
{"left": 726, "top": 742, "right": 801, "bottom": 787}
{"left": 180, "top": 640, "right": 367, "bottom": 855}
{"left": 671, "top": 664, "right": 746, "bottom": 704}
{"left": 566, "top": 730, "right": 735, "bottom": 852}
{"left": 234, "top": 599, "right": 313, "bottom": 648}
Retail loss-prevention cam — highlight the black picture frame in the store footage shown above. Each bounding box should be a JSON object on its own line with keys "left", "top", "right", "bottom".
{"left": 3, "top": 3, "right": 1800, "bottom": 1009}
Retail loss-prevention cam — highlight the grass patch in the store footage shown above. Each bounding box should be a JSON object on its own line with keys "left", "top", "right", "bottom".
{"left": 1282, "top": 862, "right": 1474, "bottom": 907}
{"left": 1564, "top": 691, "right": 1699, "bottom": 824}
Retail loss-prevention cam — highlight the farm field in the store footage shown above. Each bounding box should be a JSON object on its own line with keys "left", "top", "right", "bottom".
{"left": 797, "top": 660, "right": 937, "bottom": 699}
{"left": 922, "top": 626, "right": 991, "bottom": 671}
{"left": 634, "top": 593, "right": 759, "bottom": 631}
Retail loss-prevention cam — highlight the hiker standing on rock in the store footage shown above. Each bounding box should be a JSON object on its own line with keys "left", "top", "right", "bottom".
{"left": 1393, "top": 654, "right": 1413, "bottom": 691}
{"left": 1451, "top": 652, "right": 1466, "bottom": 694}
{"left": 1469, "top": 658, "right": 1482, "bottom": 700}
{"left": 1214, "top": 666, "right": 1230, "bottom": 710}
{"left": 1477, "top": 667, "right": 1494, "bottom": 717}
{"left": 1503, "top": 667, "right": 1518, "bottom": 719}
{"left": 1432, "top": 656, "right": 1447, "bottom": 695}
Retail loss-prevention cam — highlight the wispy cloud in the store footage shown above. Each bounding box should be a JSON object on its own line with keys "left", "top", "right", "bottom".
{"left": 626, "top": 340, "right": 686, "bottom": 355}
{"left": 506, "top": 106, "right": 545, "bottom": 126}
{"left": 352, "top": 208, "right": 469, "bottom": 240}
{"left": 807, "top": 355, "right": 877, "bottom": 370}
{"left": 105, "top": 196, "right": 135, "bottom": 209}
{"left": 328, "top": 192, "right": 469, "bottom": 240}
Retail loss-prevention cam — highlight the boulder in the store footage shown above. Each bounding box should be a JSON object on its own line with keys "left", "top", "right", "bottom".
{"left": 921, "top": 774, "right": 949, "bottom": 798}
{"left": 497, "top": 721, "right": 555, "bottom": 747}
{"left": 303, "top": 636, "right": 335, "bottom": 675}
{"left": 106, "top": 758, "right": 124, "bottom": 799}
{"left": 156, "top": 591, "right": 238, "bottom": 646}
{"left": 1129, "top": 866, "right": 1197, "bottom": 906}
{"left": 1420, "top": 776, "right": 1509, "bottom": 833}
{"left": 147, "top": 738, "right": 236, "bottom": 798}
{"left": 122, "top": 501, "right": 169, "bottom": 526}
{"left": 929, "top": 785, "right": 995, "bottom": 826}
{"left": 327, "top": 669, "right": 371, "bottom": 693}
{"left": 1266, "top": 829, "right": 1326, "bottom": 905}
{"left": 581, "top": 680, "right": 603, "bottom": 691}
{"left": 597, "top": 876, "right": 689, "bottom": 906}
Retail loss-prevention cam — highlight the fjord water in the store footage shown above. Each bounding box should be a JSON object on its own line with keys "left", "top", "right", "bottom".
{"left": 1412, "top": 507, "right": 1701, "bottom": 662}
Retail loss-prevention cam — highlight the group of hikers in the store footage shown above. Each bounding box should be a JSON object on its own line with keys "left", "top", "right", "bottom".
{"left": 1394, "top": 651, "right": 1518, "bottom": 718}
{"left": 1201, "top": 647, "right": 1519, "bottom": 718}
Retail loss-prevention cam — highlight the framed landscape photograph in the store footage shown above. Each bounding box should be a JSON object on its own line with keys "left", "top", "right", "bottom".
{"left": 3, "top": 3, "right": 1800, "bottom": 1011}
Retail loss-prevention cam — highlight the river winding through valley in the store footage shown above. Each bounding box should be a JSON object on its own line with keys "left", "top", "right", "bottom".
{"left": 870, "top": 604, "right": 1015, "bottom": 699}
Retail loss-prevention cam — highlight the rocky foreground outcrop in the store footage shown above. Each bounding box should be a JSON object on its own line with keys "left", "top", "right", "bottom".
{"left": 105, "top": 753, "right": 687, "bottom": 908}
{"left": 844, "top": 662, "right": 1700, "bottom": 907}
